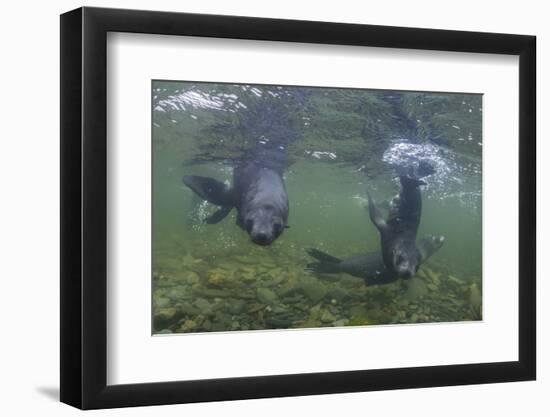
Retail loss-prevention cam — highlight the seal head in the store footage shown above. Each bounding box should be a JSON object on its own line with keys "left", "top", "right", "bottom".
{"left": 244, "top": 204, "right": 286, "bottom": 246}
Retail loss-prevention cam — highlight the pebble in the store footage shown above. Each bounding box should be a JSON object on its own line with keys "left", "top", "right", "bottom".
{"left": 180, "top": 319, "right": 197, "bottom": 332}
{"left": 152, "top": 248, "right": 480, "bottom": 332}
{"left": 266, "top": 317, "right": 292, "bottom": 327}
{"left": 194, "top": 288, "right": 230, "bottom": 298}
{"left": 328, "top": 287, "right": 351, "bottom": 302}
{"left": 404, "top": 278, "right": 428, "bottom": 301}
{"left": 211, "top": 322, "right": 227, "bottom": 332}
{"left": 257, "top": 288, "right": 278, "bottom": 305}
{"left": 299, "top": 279, "right": 327, "bottom": 303}
{"left": 180, "top": 271, "right": 199, "bottom": 285}
{"left": 155, "top": 297, "right": 171, "bottom": 308}
{"left": 155, "top": 307, "right": 177, "bottom": 321}
{"left": 179, "top": 302, "right": 200, "bottom": 315}
{"left": 448, "top": 275, "right": 464, "bottom": 285}
{"left": 320, "top": 310, "right": 336, "bottom": 323}
{"left": 469, "top": 283, "right": 482, "bottom": 310}
{"left": 195, "top": 298, "right": 212, "bottom": 313}
{"left": 226, "top": 299, "right": 246, "bottom": 315}
{"left": 349, "top": 305, "right": 368, "bottom": 319}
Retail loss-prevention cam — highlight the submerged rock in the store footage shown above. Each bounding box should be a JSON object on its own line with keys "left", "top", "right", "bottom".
{"left": 167, "top": 287, "right": 189, "bottom": 301}
{"left": 226, "top": 299, "right": 246, "bottom": 315}
{"left": 179, "top": 319, "right": 197, "bottom": 332}
{"left": 266, "top": 317, "right": 293, "bottom": 327}
{"left": 447, "top": 275, "right": 464, "bottom": 285}
{"left": 206, "top": 268, "right": 235, "bottom": 287}
{"left": 154, "top": 307, "right": 179, "bottom": 328}
{"left": 328, "top": 286, "right": 351, "bottom": 302}
{"left": 299, "top": 277, "right": 327, "bottom": 303}
{"left": 425, "top": 268, "right": 442, "bottom": 284}
{"left": 320, "top": 310, "right": 336, "bottom": 323}
{"left": 366, "top": 308, "right": 388, "bottom": 323}
{"left": 469, "top": 282, "right": 482, "bottom": 310}
{"left": 195, "top": 298, "right": 212, "bottom": 314}
{"left": 276, "top": 283, "right": 299, "bottom": 298}
{"left": 173, "top": 271, "right": 200, "bottom": 285}
{"left": 155, "top": 307, "right": 177, "bottom": 320}
{"left": 210, "top": 322, "right": 228, "bottom": 332}
{"left": 257, "top": 288, "right": 279, "bottom": 305}
{"left": 339, "top": 275, "right": 364, "bottom": 286}
{"left": 404, "top": 277, "right": 428, "bottom": 302}
{"left": 234, "top": 255, "right": 256, "bottom": 265}
{"left": 179, "top": 302, "right": 200, "bottom": 316}
{"left": 266, "top": 271, "right": 286, "bottom": 286}
{"left": 194, "top": 288, "right": 232, "bottom": 298}
{"left": 349, "top": 304, "right": 369, "bottom": 319}
{"left": 155, "top": 296, "right": 171, "bottom": 308}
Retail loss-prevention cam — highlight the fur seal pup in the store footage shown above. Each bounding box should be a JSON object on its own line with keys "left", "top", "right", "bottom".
{"left": 306, "top": 235, "right": 444, "bottom": 285}
{"left": 183, "top": 138, "right": 289, "bottom": 246}
{"left": 367, "top": 163, "right": 435, "bottom": 278}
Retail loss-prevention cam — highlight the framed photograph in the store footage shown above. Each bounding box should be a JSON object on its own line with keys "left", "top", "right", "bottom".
{"left": 60, "top": 6, "right": 536, "bottom": 409}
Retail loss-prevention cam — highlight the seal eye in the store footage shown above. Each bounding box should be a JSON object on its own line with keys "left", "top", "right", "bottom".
{"left": 273, "top": 222, "right": 283, "bottom": 234}
{"left": 245, "top": 219, "right": 254, "bottom": 232}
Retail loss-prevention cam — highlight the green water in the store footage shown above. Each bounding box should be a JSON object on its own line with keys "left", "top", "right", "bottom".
{"left": 152, "top": 81, "right": 482, "bottom": 334}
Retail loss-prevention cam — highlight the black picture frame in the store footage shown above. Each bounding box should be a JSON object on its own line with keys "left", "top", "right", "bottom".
{"left": 60, "top": 6, "right": 536, "bottom": 410}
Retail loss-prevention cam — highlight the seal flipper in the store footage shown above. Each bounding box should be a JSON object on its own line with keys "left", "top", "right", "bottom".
{"left": 366, "top": 191, "right": 387, "bottom": 231}
{"left": 306, "top": 248, "right": 342, "bottom": 264}
{"left": 204, "top": 206, "right": 233, "bottom": 224}
{"left": 182, "top": 175, "right": 234, "bottom": 207}
{"left": 417, "top": 234, "right": 445, "bottom": 263}
{"left": 305, "top": 248, "right": 343, "bottom": 274}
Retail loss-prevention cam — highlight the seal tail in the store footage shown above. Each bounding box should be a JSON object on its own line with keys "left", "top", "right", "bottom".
{"left": 305, "top": 248, "right": 343, "bottom": 274}
{"left": 182, "top": 175, "right": 234, "bottom": 207}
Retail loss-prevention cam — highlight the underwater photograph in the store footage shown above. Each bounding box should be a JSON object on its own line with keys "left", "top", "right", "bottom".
{"left": 152, "top": 80, "right": 482, "bottom": 335}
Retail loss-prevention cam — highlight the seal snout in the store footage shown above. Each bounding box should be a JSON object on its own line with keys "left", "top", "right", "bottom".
{"left": 397, "top": 265, "right": 416, "bottom": 279}
{"left": 394, "top": 255, "right": 418, "bottom": 279}
{"left": 251, "top": 231, "right": 272, "bottom": 246}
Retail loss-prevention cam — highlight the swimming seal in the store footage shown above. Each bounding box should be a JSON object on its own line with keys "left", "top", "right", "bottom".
{"left": 367, "top": 166, "right": 434, "bottom": 278}
{"left": 306, "top": 235, "right": 445, "bottom": 285}
{"left": 183, "top": 137, "right": 289, "bottom": 246}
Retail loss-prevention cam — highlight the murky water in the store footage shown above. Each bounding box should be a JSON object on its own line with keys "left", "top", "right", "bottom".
{"left": 152, "top": 81, "right": 482, "bottom": 334}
